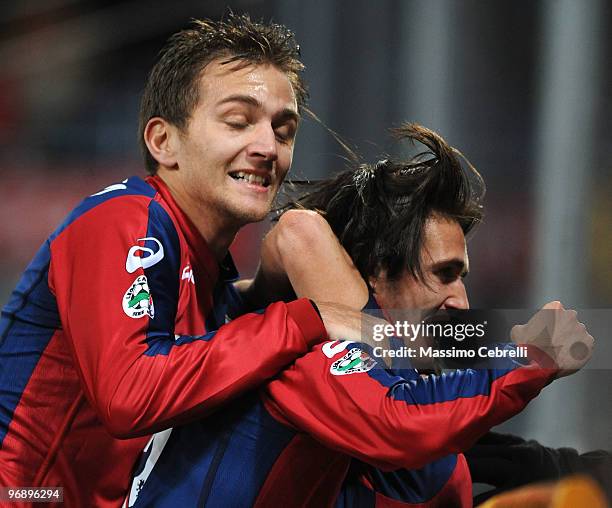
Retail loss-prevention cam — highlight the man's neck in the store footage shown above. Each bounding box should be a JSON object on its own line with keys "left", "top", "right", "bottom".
{"left": 157, "top": 171, "right": 239, "bottom": 262}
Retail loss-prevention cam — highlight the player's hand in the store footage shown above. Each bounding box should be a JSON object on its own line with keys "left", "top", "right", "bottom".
{"left": 466, "top": 431, "right": 569, "bottom": 489}
{"left": 510, "top": 301, "right": 594, "bottom": 378}
{"left": 315, "top": 301, "right": 392, "bottom": 365}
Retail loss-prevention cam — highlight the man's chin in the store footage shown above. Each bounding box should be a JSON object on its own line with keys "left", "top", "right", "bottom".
{"left": 224, "top": 187, "right": 280, "bottom": 225}
{"left": 230, "top": 204, "right": 273, "bottom": 225}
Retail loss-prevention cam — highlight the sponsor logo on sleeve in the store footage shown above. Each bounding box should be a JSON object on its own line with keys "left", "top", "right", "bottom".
{"left": 123, "top": 275, "right": 155, "bottom": 319}
{"left": 126, "top": 237, "right": 165, "bottom": 273}
{"left": 90, "top": 179, "right": 128, "bottom": 196}
{"left": 330, "top": 348, "right": 376, "bottom": 376}
{"left": 181, "top": 265, "right": 195, "bottom": 284}
{"left": 322, "top": 340, "right": 350, "bottom": 358}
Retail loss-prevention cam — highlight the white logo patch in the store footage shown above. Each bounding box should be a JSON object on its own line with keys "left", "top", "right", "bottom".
{"left": 181, "top": 265, "right": 195, "bottom": 284}
{"left": 123, "top": 275, "right": 155, "bottom": 319}
{"left": 126, "top": 237, "right": 165, "bottom": 274}
{"left": 91, "top": 179, "right": 128, "bottom": 196}
{"left": 330, "top": 348, "right": 376, "bottom": 376}
{"left": 322, "top": 340, "right": 350, "bottom": 359}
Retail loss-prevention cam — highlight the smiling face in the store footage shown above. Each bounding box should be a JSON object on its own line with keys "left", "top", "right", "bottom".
{"left": 372, "top": 214, "right": 470, "bottom": 315}
{"left": 151, "top": 58, "right": 299, "bottom": 238}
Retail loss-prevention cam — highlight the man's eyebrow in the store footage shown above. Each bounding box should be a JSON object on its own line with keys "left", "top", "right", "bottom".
{"left": 277, "top": 107, "right": 301, "bottom": 124}
{"left": 432, "top": 259, "right": 468, "bottom": 276}
{"left": 217, "top": 94, "right": 261, "bottom": 109}
{"left": 217, "top": 94, "right": 300, "bottom": 122}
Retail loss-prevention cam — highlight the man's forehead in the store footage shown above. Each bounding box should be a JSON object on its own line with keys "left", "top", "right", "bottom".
{"left": 202, "top": 58, "right": 262, "bottom": 80}
{"left": 421, "top": 216, "right": 467, "bottom": 263}
{"left": 197, "top": 58, "right": 297, "bottom": 110}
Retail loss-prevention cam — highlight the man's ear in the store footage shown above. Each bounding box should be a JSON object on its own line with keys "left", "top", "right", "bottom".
{"left": 143, "top": 117, "right": 180, "bottom": 169}
{"left": 368, "top": 275, "right": 377, "bottom": 293}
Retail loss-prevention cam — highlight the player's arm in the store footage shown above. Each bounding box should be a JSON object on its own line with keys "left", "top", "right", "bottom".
{"left": 262, "top": 300, "right": 595, "bottom": 471}
{"left": 47, "top": 196, "right": 335, "bottom": 438}
{"left": 466, "top": 430, "right": 612, "bottom": 504}
{"left": 262, "top": 340, "right": 559, "bottom": 471}
{"left": 237, "top": 209, "right": 369, "bottom": 310}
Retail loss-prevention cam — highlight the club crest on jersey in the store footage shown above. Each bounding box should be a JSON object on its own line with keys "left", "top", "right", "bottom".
{"left": 123, "top": 275, "right": 154, "bottom": 319}
{"left": 330, "top": 348, "right": 376, "bottom": 376}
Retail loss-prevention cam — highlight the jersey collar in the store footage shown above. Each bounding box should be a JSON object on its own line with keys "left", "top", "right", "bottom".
{"left": 145, "top": 175, "right": 238, "bottom": 283}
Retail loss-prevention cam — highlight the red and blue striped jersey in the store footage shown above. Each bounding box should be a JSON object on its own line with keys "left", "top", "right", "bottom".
{"left": 0, "top": 175, "right": 326, "bottom": 507}
{"left": 127, "top": 327, "right": 557, "bottom": 506}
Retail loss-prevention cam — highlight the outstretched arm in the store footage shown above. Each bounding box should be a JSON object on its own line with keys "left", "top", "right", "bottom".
{"left": 262, "top": 339, "right": 558, "bottom": 471}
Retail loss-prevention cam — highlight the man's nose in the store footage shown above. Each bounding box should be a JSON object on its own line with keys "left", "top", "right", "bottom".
{"left": 445, "top": 280, "right": 469, "bottom": 310}
{"left": 246, "top": 124, "right": 278, "bottom": 162}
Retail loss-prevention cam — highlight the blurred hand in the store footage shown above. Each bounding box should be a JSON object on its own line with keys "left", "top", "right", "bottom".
{"left": 510, "top": 301, "right": 594, "bottom": 378}
{"left": 466, "top": 431, "right": 568, "bottom": 488}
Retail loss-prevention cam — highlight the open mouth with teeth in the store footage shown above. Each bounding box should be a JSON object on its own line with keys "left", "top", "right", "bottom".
{"left": 229, "top": 171, "right": 271, "bottom": 188}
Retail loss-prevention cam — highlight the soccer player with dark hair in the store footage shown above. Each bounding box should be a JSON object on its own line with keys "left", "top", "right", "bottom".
{"left": 0, "top": 14, "right": 368, "bottom": 506}
{"left": 126, "top": 124, "right": 593, "bottom": 507}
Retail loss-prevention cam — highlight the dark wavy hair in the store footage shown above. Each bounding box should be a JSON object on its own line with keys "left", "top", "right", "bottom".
{"left": 281, "top": 123, "right": 485, "bottom": 282}
{"left": 139, "top": 12, "right": 307, "bottom": 174}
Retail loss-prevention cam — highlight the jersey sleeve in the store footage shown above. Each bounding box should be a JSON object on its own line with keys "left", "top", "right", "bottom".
{"left": 262, "top": 340, "right": 557, "bottom": 471}
{"left": 47, "top": 194, "right": 327, "bottom": 438}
